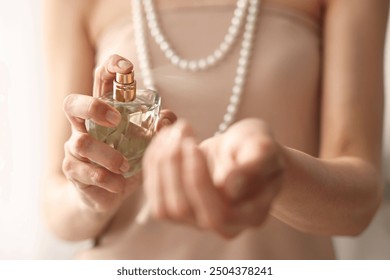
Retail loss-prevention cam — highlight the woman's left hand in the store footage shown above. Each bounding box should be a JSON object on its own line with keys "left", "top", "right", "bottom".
{"left": 142, "top": 118, "right": 285, "bottom": 238}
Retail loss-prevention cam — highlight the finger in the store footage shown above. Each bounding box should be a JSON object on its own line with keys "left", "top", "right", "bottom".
{"left": 160, "top": 123, "right": 193, "bottom": 222}
{"left": 143, "top": 120, "right": 194, "bottom": 219}
{"left": 93, "top": 54, "right": 133, "bottom": 97}
{"left": 63, "top": 94, "right": 122, "bottom": 132}
{"left": 66, "top": 132, "right": 130, "bottom": 175}
{"left": 156, "top": 109, "right": 178, "bottom": 131}
{"left": 63, "top": 152, "right": 126, "bottom": 193}
{"left": 143, "top": 129, "right": 169, "bottom": 219}
{"left": 182, "top": 137, "right": 227, "bottom": 232}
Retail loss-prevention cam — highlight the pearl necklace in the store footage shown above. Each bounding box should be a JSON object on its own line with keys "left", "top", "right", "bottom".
{"left": 132, "top": 0, "right": 259, "bottom": 134}
{"left": 144, "top": 0, "right": 249, "bottom": 72}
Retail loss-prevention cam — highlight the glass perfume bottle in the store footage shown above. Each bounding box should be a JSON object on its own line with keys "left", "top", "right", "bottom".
{"left": 87, "top": 70, "right": 161, "bottom": 177}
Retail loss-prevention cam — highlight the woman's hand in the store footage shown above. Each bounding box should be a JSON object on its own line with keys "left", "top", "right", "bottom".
{"left": 142, "top": 118, "right": 285, "bottom": 238}
{"left": 62, "top": 54, "right": 176, "bottom": 214}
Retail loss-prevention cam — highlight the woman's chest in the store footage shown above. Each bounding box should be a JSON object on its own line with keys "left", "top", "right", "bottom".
{"left": 95, "top": 3, "right": 321, "bottom": 144}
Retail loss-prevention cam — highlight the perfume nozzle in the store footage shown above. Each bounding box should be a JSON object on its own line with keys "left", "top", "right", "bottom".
{"left": 113, "top": 71, "right": 136, "bottom": 102}
{"left": 116, "top": 71, "right": 134, "bottom": 84}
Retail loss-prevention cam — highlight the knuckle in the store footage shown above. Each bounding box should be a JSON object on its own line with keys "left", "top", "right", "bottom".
{"left": 170, "top": 200, "right": 191, "bottom": 220}
{"left": 74, "top": 134, "right": 91, "bottom": 156}
{"left": 167, "top": 145, "right": 181, "bottom": 161}
{"left": 153, "top": 205, "right": 167, "bottom": 220}
{"left": 257, "top": 137, "right": 274, "bottom": 153}
{"left": 64, "top": 139, "right": 71, "bottom": 153}
{"left": 88, "top": 98, "right": 106, "bottom": 118}
{"left": 201, "top": 218, "right": 219, "bottom": 232}
{"left": 217, "top": 224, "right": 241, "bottom": 239}
{"left": 220, "top": 231, "right": 239, "bottom": 240}
{"left": 62, "top": 94, "right": 75, "bottom": 114}
{"left": 109, "top": 153, "right": 124, "bottom": 171}
{"left": 94, "top": 65, "right": 104, "bottom": 80}
{"left": 62, "top": 158, "right": 73, "bottom": 175}
{"left": 91, "top": 168, "right": 108, "bottom": 185}
{"left": 201, "top": 211, "right": 227, "bottom": 232}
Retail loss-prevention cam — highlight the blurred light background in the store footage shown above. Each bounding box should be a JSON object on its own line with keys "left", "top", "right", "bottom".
{"left": 0, "top": 0, "right": 88, "bottom": 259}
{"left": 0, "top": 0, "right": 389, "bottom": 259}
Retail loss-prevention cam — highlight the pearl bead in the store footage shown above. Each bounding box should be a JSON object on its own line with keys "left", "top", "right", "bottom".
{"left": 232, "top": 17, "right": 241, "bottom": 28}
{"left": 234, "top": 9, "right": 244, "bottom": 18}
{"left": 155, "top": 34, "right": 164, "bottom": 44}
{"left": 213, "top": 49, "right": 223, "bottom": 60}
{"left": 227, "top": 104, "right": 238, "bottom": 114}
{"left": 229, "top": 25, "right": 239, "bottom": 36}
{"left": 179, "top": 60, "right": 189, "bottom": 69}
{"left": 230, "top": 95, "right": 240, "bottom": 104}
{"left": 232, "top": 85, "right": 242, "bottom": 95}
{"left": 171, "top": 55, "right": 180, "bottom": 65}
{"left": 160, "top": 41, "right": 169, "bottom": 51}
{"left": 237, "top": 65, "right": 247, "bottom": 76}
{"left": 220, "top": 42, "right": 229, "bottom": 52}
{"left": 235, "top": 76, "right": 244, "bottom": 86}
{"left": 238, "top": 57, "right": 247, "bottom": 67}
{"left": 223, "top": 114, "right": 233, "bottom": 124}
{"left": 238, "top": 0, "right": 246, "bottom": 9}
{"left": 165, "top": 49, "right": 174, "bottom": 59}
{"left": 189, "top": 61, "right": 198, "bottom": 71}
{"left": 198, "top": 59, "right": 207, "bottom": 69}
{"left": 218, "top": 123, "right": 228, "bottom": 133}
{"left": 206, "top": 55, "right": 216, "bottom": 65}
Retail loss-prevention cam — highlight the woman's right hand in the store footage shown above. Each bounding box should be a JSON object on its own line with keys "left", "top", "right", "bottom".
{"left": 62, "top": 92, "right": 135, "bottom": 213}
{"left": 62, "top": 55, "right": 175, "bottom": 214}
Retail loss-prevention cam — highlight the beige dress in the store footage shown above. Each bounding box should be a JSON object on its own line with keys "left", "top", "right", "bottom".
{"left": 78, "top": 2, "right": 335, "bottom": 259}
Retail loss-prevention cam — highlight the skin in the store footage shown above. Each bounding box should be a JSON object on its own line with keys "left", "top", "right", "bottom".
{"left": 42, "top": 0, "right": 389, "bottom": 258}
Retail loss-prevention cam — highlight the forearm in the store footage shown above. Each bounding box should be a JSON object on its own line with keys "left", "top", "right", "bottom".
{"left": 272, "top": 147, "right": 383, "bottom": 236}
{"left": 43, "top": 174, "right": 117, "bottom": 241}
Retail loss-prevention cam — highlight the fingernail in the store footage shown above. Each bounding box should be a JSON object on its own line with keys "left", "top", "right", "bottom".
{"left": 106, "top": 110, "right": 121, "bottom": 125}
{"left": 161, "top": 118, "right": 171, "bottom": 127}
{"left": 117, "top": 59, "right": 132, "bottom": 70}
{"left": 120, "top": 159, "right": 129, "bottom": 173}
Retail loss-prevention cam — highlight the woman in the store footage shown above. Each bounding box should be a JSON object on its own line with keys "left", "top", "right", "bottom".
{"left": 42, "top": 0, "right": 389, "bottom": 259}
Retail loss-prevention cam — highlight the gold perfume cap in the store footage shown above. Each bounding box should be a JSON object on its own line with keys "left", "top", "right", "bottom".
{"left": 113, "top": 71, "right": 136, "bottom": 102}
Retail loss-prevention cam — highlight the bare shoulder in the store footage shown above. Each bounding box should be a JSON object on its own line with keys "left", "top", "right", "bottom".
{"left": 323, "top": 0, "right": 389, "bottom": 7}
{"left": 321, "top": 0, "right": 389, "bottom": 28}
{"left": 43, "top": 0, "right": 96, "bottom": 40}
{"left": 43, "top": 0, "right": 95, "bottom": 18}
{"left": 322, "top": 0, "right": 390, "bottom": 12}
{"left": 86, "top": 0, "right": 132, "bottom": 46}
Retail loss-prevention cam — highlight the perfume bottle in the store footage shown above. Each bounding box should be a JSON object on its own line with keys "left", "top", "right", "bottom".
{"left": 87, "top": 70, "right": 161, "bottom": 177}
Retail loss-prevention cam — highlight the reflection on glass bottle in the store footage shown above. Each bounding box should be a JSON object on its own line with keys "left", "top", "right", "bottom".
{"left": 87, "top": 71, "right": 160, "bottom": 177}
